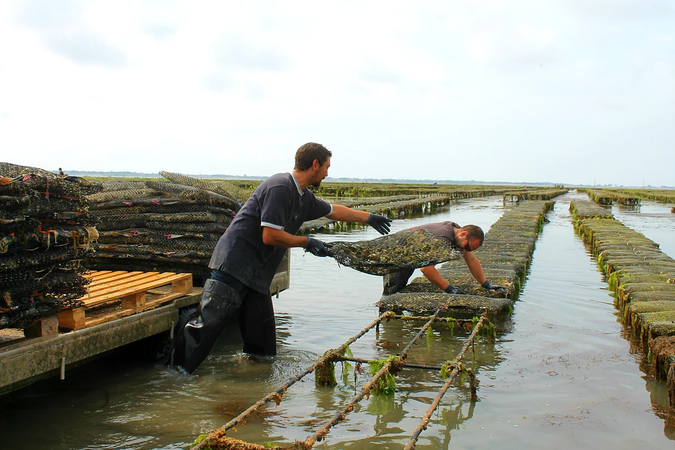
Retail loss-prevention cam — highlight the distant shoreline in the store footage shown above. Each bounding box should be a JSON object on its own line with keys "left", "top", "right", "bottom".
{"left": 61, "top": 170, "right": 672, "bottom": 190}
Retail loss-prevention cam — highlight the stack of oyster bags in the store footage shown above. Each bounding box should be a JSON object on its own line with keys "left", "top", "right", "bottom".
{"left": 84, "top": 172, "right": 249, "bottom": 283}
{"left": 0, "top": 163, "right": 101, "bottom": 329}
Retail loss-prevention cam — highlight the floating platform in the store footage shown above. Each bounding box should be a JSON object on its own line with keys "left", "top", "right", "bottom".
{"left": 0, "top": 271, "right": 201, "bottom": 395}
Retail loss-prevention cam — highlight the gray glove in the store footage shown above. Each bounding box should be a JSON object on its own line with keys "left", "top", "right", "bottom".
{"left": 444, "top": 284, "right": 466, "bottom": 295}
{"left": 305, "top": 237, "right": 330, "bottom": 257}
{"left": 367, "top": 213, "right": 392, "bottom": 235}
{"left": 481, "top": 280, "right": 507, "bottom": 293}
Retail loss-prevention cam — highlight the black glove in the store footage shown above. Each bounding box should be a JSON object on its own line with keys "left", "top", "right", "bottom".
{"left": 305, "top": 237, "right": 330, "bottom": 257}
{"left": 367, "top": 213, "right": 392, "bottom": 235}
{"left": 444, "top": 284, "right": 466, "bottom": 295}
{"left": 481, "top": 280, "right": 507, "bottom": 293}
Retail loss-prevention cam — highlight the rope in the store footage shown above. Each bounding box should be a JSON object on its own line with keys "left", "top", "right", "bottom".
{"left": 194, "top": 311, "right": 493, "bottom": 450}
{"left": 192, "top": 311, "right": 395, "bottom": 450}
{"left": 404, "top": 314, "right": 488, "bottom": 449}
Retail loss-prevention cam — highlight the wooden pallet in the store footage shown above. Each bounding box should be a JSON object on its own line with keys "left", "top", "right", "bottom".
{"left": 57, "top": 270, "right": 193, "bottom": 330}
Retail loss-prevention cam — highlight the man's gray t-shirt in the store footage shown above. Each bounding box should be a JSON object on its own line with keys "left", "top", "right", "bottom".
{"left": 414, "top": 221, "right": 460, "bottom": 249}
{"left": 209, "top": 172, "right": 332, "bottom": 294}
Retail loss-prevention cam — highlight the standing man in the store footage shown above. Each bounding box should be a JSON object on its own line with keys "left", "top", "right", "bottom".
{"left": 383, "top": 221, "right": 506, "bottom": 295}
{"left": 170, "top": 142, "right": 392, "bottom": 374}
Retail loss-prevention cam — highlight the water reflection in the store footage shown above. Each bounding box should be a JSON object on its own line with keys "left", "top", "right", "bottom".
{"left": 612, "top": 199, "right": 675, "bottom": 258}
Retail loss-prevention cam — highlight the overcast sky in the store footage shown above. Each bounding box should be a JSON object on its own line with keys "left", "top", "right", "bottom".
{"left": 0, "top": 1, "right": 673, "bottom": 187}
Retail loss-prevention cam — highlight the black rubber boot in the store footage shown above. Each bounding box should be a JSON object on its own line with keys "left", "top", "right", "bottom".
{"left": 169, "top": 279, "right": 242, "bottom": 374}
{"left": 163, "top": 305, "right": 198, "bottom": 366}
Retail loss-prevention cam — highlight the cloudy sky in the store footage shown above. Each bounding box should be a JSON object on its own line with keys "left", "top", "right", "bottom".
{"left": 0, "top": 0, "right": 672, "bottom": 187}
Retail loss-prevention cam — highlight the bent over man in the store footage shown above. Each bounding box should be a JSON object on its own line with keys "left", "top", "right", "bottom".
{"left": 382, "top": 221, "right": 506, "bottom": 295}
{"left": 170, "top": 142, "right": 391, "bottom": 374}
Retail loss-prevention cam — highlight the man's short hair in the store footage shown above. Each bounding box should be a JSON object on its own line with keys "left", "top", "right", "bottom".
{"left": 460, "top": 224, "right": 484, "bottom": 246}
{"left": 295, "top": 143, "right": 332, "bottom": 171}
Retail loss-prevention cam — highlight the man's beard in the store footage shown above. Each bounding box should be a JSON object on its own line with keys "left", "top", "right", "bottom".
{"left": 311, "top": 180, "right": 322, "bottom": 188}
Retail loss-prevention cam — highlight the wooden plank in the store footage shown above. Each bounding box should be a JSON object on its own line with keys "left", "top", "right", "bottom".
{"left": 85, "top": 273, "right": 187, "bottom": 304}
{"left": 82, "top": 270, "right": 113, "bottom": 279}
{"left": 85, "top": 272, "right": 162, "bottom": 297}
{"left": 58, "top": 271, "right": 194, "bottom": 330}
{"left": 83, "top": 291, "right": 187, "bottom": 328}
{"left": 172, "top": 276, "right": 193, "bottom": 294}
{"left": 80, "top": 273, "right": 187, "bottom": 308}
{"left": 121, "top": 292, "right": 145, "bottom": 309}
{"left": 87, "top": 271, "right": 158, "bottom": 287}
{"left": 85, "top": 270, "right": 146, "bottom": 284}
{"left": 24, "top": 316, "right": 59, "bottom": 338}
{"left": 57, "top": 308, "right": 86, "bottom": 330}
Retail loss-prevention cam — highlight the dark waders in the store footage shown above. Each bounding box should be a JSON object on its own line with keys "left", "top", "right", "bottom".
{"left": 382, "top": 268, "right": 415, "bottom": 295}
{"left": 169, "top": 271, "right": 277, "bottom": 374}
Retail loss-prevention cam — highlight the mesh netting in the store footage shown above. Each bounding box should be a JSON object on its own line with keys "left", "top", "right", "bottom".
{"left": 99, "top": 180, "right": 147, "bottom": 191}
{"left": 2, "top": 269, "right": 89, "bottom": 305}
{"left": 0, "top": 226, "right": 98, "bottom": 256}
{"left": 620, "top": 283, "right": 675, "bottom": 295}
{"left": 614, "top": 273, "right": 674, "bottom": 285}
{"left": 622, "top": 291, "right": 675, "bottom": 303}
{"left": 326, "top": 229, "right": 460, "bottom": 275}
{"left": 403, "top": 268, "right": 518, "bottom": 297}
{"left": 635, "top": 311, "right": 675, "bottom": 326}
{"left": 85, "top": 188, "right": 160, "bottom": 204}
{"left": 88, "top": 195, "right": 196, "bottom": 211}
{"left": 87, "top": 259, "right": 211, "bottom": 279}
{"left": 145, "top": 180, "right": 241, "bottom": 210}
{"left": 91, "top": 203, "right": 234, "bottom": 217}
{"left": 644, "top": 322, "right": 675, "bottom": 338}
{"left": 95, "top": 229, "right": 219, "bottom": 250}
{"left": 0, "top": 162, "right": 49, "bottom": 178}
{"left": 0, "top": 294, "right": 85, "bottom": 329}
{"left": 607, "top": 261, "right": 675, "bottom": 272}
{"left": 569, "top": 200, "right": 613, "bottom": 219}
{"left": 136, "top": 221, "right": 228, "bottom": 233}
{"left": 600, "top": 251, "right": 671, "bottom": 264}
{"left": 160, "top": 171, "right": 249, "bottom": 204}
{"left": 0, "top": 247, "right": 84, "bottom": 276}
{"left": 627, "top": 301, "right": 675, "bottom": 315}
{"left": 93, "top": 212, "right": 232, "bottom": 229}
{"left": 0, "top": 164, "right": 98, "bottom": 329}
{"left": 91, "top": 247, "right": 212, "bottom": 259}
{"left": 378, "top": 292, "right": 514, "bottom": 317}
{"left": 85, "top": 173, "right": 236, "bottom": 278}
{"left": 92, "top": 241, "right": 216, "bottom": 255}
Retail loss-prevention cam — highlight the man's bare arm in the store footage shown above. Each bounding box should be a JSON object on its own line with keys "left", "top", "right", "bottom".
{"left": 420, "top": 265, "right": 451, "bottom": 290}
{"left": 326, "top": 204, "right": 370, "bottom": 223}
{"left": 261, "top": 227, "right": 309, "bottom": 248}
{"left": 462, "top": 251, "right": 488, "bottom": 285}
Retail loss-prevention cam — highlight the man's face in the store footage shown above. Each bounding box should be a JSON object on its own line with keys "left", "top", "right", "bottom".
{"left": 455, "top": 231, "right": 478, "bottom": 252}
{"left": 311, "top": 157, "right": 331, "bottom": 188}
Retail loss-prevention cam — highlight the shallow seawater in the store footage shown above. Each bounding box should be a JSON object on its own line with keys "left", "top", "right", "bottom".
{"left": 0, "top": 193, "right": 674, "bottom": 449}
{"left": 611, "top": 200, "right": 675, "bottom": 258}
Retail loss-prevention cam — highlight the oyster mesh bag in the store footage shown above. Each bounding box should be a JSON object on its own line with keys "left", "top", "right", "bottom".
{"left": 326, "top": 229, "right": 460, "bottom": 276}
{"left": 0, "top": 163, "right": 100, "bottom": 329}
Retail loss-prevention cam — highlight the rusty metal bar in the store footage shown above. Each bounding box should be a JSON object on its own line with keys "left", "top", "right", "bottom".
{"left": 403, "top": 314, "right": 489, "bottom": 450}
{"left": 193, "top": 311, "right": 395, "bottom": 450}
{"left": 333, "top": 355, "right": 443, "bottom": 371}
{"left": 301, "top": 309, "right": 442, "bottom": 448}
